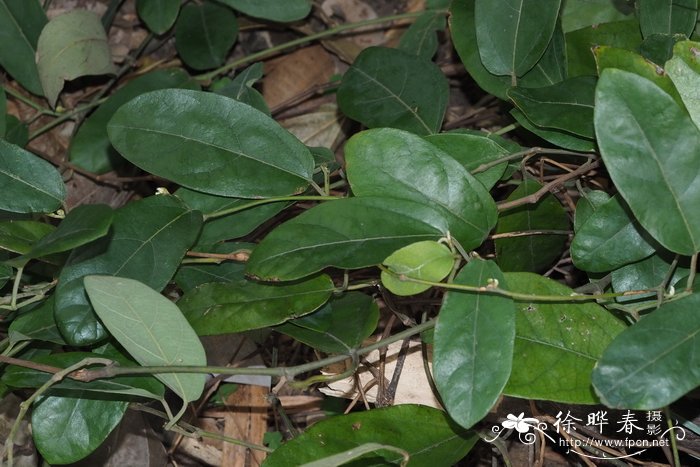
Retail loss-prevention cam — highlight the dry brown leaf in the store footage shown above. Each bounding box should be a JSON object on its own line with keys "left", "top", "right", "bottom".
{"left": 279, "top": 103, "right": 345, "bottom": 149}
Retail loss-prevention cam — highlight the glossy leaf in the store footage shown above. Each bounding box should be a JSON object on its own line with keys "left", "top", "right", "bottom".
{"left": 70, "top": 68, "right": 198, "bottom": 173}
{"left": 108, "top": 89, "right": 314, "bottom": 197}
{"left": 508, "top": 76, "right": 596, "bottom": 138}
{"left": 175, "top": 2, "right": 238, "bottom": 70}
{"left": 275, "top": 292, "right": 379, "bottom": 353}
{"left": 566, "top": 20, "right": 643, "bottom": 77}
{"left": 560, "top": 0, "right": 634, "bottom": 32}
{"left": 246, "top": 197, "right": 452, "bottom": 281}
{"left": 0, "top": 0, "right": 47, "bottom": 95}
{"left": 264, "top": 405, "right": 477, "bottom": 467}
{"left": 504, "top": 273, "right": 626, "bottom": 403}
{"left": 611, "top": 253, "right": 689, "bottom": 303}
{"left": 0, "top": 140, "right": 66, "bottom": 213}
{"left": 398, "top": 10, "right": 445, "bottom": 60}
{"left": 592, "top": 292, "right": 700, "bottom": 408}
{"left": 85, "top": 275, "right": 206, "bottom": 405}
{"left": 571, "top": 194, "right": 657, "bottom": 272}
{"left": 36, "top": 10, "right": 116, "bottom": 107}
{"left": 337, "top": 46, "right": 448, "bottom": 135}
{"left": 213, "top": 0, "right": 311, "bottom": 22}
{"left": 573, "top": 190, "right": 610, "bottom": 232}
{"left": 638, "top": 0, "right": 697, "bottom": 38}
{"left": 174, "top": 243, "right": 251, "bottom": 292}
{"left": 474, "top": 0, "right": 561, "bottom": 78}
{"left": 136, "top": 0, "right": 180, "bottom": 34}
{"left": 434, "top": 260, "right": 515, "bottom": 429}
{"left": 595, "top": 69, "right": 700, "bottom": 255}
{"left": 666, "top": 40, "right": 700, "bottom": 129}
{"left": 54, "top": 196, "right": 202, "bottom": 345}
{"left": 212, "top": 62, "right": 269, "bottom": 115}
{"left": 9, "top": 297, "right": 65, "bottom": 345}
{"left": 510, "top": 108, "right": 596, "bottom": 152}
{"left": 8, "top": 204, "right": 113, "bottom": 267}
{"left": 179, "top": 274, "right": 334, "bottom": 335}
{"left": 345, "top": 128, "right": 498, "bottom": 250}
{"left": 32, "top": 393, "right": 127, "bottom": 465}
{"left": 495, "top": 180, "right": 569, "bottom": 273}
{"left": 0, "top": 220, "right": 54, "bottom": 254}
{"left": 381, "top": 241, "right": 454, "bottom": 296}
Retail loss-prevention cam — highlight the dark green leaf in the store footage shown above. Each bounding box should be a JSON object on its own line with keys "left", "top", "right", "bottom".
{"left": 54, "top": 195, "right": 202, "bottom": 346}
{"left": 592, "top": 292, "right": 700, "bottom": 408}
{"left": 640, "top": 32, "right": 685, "bottom": 65}
{"left": 381, "top": 241, "right": 455, "bottom": 296}
{"left": 32, "top": 393, "right": 127, "bottom": 464}
{"left": 595, "top": 68, "right": 700, "bottom": 255}
{"left": 666, "top": 40, "right": 700, "bottom": 128}
{"left": 434, "top": 259, "right": 515, "bottom": 429}
{"left": 495, "top": 180, "right": 569, "bottom": 273}
{"left": 504, "top": 273, "right": 626, "bottom": 403}
{"left": 174, "top": 243, "right": 251, "bottom": 292}
{"left": 212, "top": 0, "right": 311, "bottom": 22}
{"left": 36, "top": 10, "right": 116, "bottom": 107}
{"left": 611, "top": 253, "right": 689, "bottom": 303}
{"left": 275, "top": 292, "right": 379, "bottom": 353}
{"left": 566, "top": 20, "right": 643, "bottom": 77}
{"left": 345, "top": 128, "right": 498, "bottom": 250}
{"left": 573, "top": 190, "right": 609, "bottom": 232}
{"left": 70, "top": 68, "right": 198, "bottom": 174}
{"left": 85, "top": 275, "right": 206, "bottom": 404}
{"left": 474, "top": 0, "right": 561, "bottom": 78}
{"left": 571, "top": 194, "right": 657, "bottom": 272}
{"left": 246, "top": 197, "right": 452, "bottom": 281}
{"left": 337, "top": 47, "right": 448, "bottom": 135}
{"left": 398, "top": 10, "right": 445, "bottom": 60}
{"left": 638, "top": 0, "right": 697, "bottom": 38}
{"left": 510, "top": 108, "right": 596, "bottom": 151}
{"left": 4, "top": 115, "right": 28, "bottom": 147}
{"left": 175, "top": 2, "right": 238, "bottom": 70}
{"left": 0, "top": 263, "right": 10, "bottom": 288}
{"left": 263, "top": 405, "right": 477, "bottom": 467}
{"left": 508, "top": 76, "right": 596, "bottom": 138}
{"left": 108, "top": 89, "right": 314, "bottom": 197}
{"left": 136, "top": 0, "right": 180, "bottom": 34}
{"left": 560, "top": 0, "right": 634, "bottom": 33}
{"left": 212, "top": 62, "right": 269, "bottom": 115}
{"left": 0, "top": 140, "right": 65, "bottom": 213}
{"left": 0, "top": 220, "right": 54, "bottom": 254}
{"left": 0, "top": 87, "right": 5, "bottom": 136}
{"left": 0, "top": 0, "right": 47, "bottom": 95}
{"left": 8, "top": 297, "right": 66, "bottom": 345}
{"left": 179, "top": 274, "right": 334, "bottom": 335}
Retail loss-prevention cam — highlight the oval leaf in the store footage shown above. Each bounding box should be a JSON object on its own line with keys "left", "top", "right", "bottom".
{"left": 0, "top": 139, "right": 65, "bottom": 213}
{"left": 638, "top": 0, "right": 698, "bottom": 38}
{"left": 136, "top": 0, "right": 180, "bottom": 34}
{"left": 666, "top": 40, "right": 700, "bottom": 129}
{"left": 214, "top": 0, "right": 311, "bottom": 22}
{"left": 0, "top": 0, "right": 47, "bottom": 95}
{"left": 84, "top": 275, "right": 206, "bottom": 404}
{"left": 175, "top": 2, "right": 238, "bottom": 70}
{"left": 337, "top": 47, "right": 448, "bottom": 135}
{"left": 36, "top": 10, "right": 116, "bottom": 107}
{"left": 107, "top": 89, "right": 314, "bottom": 197}
{"left": 0, "top": 220, "right": 55, "bottom": 254}
{"left": 595, "top": 69, "right": 700, "bottom": 255}
{"left": 434, "top": 259, "right": 515, "bottom": 429}
{"left": 381, "top": 240, "right": 455, "bottom": 296}
{"left": 178, "top": 274, "right": 334, "bottom": 335}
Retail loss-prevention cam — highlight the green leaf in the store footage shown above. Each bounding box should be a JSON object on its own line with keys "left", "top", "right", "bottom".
{"left": 175, "top": 187, "right": 286, "bottom": 245}
{"left": 179, "top": 274, "right": 334, "bottom": 335}
{"left": 573, "top": 190, "right": 610, "bottom": 232}
{"left": 611, "top": 252, "right": 689, "bottom": 303}
{"left": 434, "top": 259, "right": 515, "bottom": 429}
{"left": 424, "top": 130, "right": 516, "bottom": 190}
{"left": 0, "top": 263, "right": 10, "bottom": 288}
{"left": 108, "top": 89, "right": 314, "bottom": 197}
{"left": 2, "top": 352, "right": 164, "bottom": 400}
{"left": 275, "top": 292, "right": 379, "bottom": 353}
{"left": 8, "top": 297, "right": 65, "bottom": 345}
{"left": 212, "top": 62, "right": 269, "bottom": 115}
{"left": 4, "top": 115, "right": 28, "bottom": 147}
{"left": 174, "top": 243, "right": 250, "bottom": 292}
{"left": 0, "top": 87, "right": 5, "bottom": 136}
{"left": 32, "top": 393, "right": 127, "bottom": 465}
{"left": 560, "top": 0, "right": 634, "bottom": 33}
{"left": 398, "top": 10, "right": 445, "bottom": 60}
{"left": 337, "top": 47, "right": 448, "bottom": 135}
{"left": 640, "top": 32, "right": 685, "bottom": 65}
{"left": 345, "top": 128, "right": 498, "bottom": 250}
{"left": 54, "top": 195, "right": 202, "bottom": 346}
{"left": 381, "top": 241, "right": 454, "bottom": 296}
{"left": 0, "top": 140, "right": 65, "bottom": 213}
{"left": 212, "top": 0, "right": 311, "bottom": 22}
{"left": 566, "top": 20, "right": 643, "bottom": 77}
{"left": 175, "top": 2, "right": 238, "bottom": 70}
{"left": 8, "top": 204, "right": 113, "bottom": 267}
{"left": 136, "top": 0, "right": 180, "bottom": 34}
{"left": 474, "top": 0, "right": 562, "bottom": 78}
{"left": 571, "top": 194, "right": 657, "bottom": 273}
{"left": 0, "top": 0, "right": 47, "bottom": 95}
{"left": 508, "top": 76, "right": 596, "bottom": 138}
{"left": 638, "top": 0, "right": 698, "bottom": 38}
{"left": 263, "top": 405, "right": 477, "bottom": 467}
{"left": 592, "top": 292, "right": 700, "bottom": 408}
{"left": 36, "top": 10, "right": 116, "bottom": 107}
{"left": 246, "top": 197, "right": 453, "bottom": 281}
{"left": 595, "top": 68, "right": 700, "bottom": 255}
{"left": 70, "top": 68, "right": 198, "bottom": 174}
{"left": 504, "top": 273, "right": 626, "bottom": 403}
{"left": 495, "top": 180, "right": 570, "bottom": 273}
{"left": 666, "top": 40, "right": 700, "bottom": 129}
{"left": 84, "top": 275, "right": 206, "bottom": 405}
{"left": 510, "top": 108, "right": 596, "bottom": 151}
{"left": 0, "top": 220, "right": 54, "bottom": 254}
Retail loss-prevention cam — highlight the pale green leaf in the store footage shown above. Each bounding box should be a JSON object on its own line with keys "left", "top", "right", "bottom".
{"left": 381, "top": 241, "right": 454, "bottom": 296}
{"left": 666, "top": 40, "right": 700, "bottom": 129}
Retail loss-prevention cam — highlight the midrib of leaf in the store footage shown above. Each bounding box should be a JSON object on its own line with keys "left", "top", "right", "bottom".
{"left": 509, "top": 0, "right": 524, "bottom": 79}
{"left": 202, "top": 285, "right": 334, "bottom": 306}
{"left": 0, "top": 1, "right": 35, "bottom": 53}
{"left": 0, "top": 166, "right": 62, "bottom": 202}
{"left": 42, "top": 37, "right": 108, "bottom": 69}
{"left": 197, "top": 7, "right": 218, "bottom": 65}
{"left": 516, "top": 334, "right": 597, "bottom": 360}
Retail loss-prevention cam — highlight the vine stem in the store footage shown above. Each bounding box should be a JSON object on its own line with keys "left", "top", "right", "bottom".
{"left": 203, "top": 195, "right": 340, "bottom": 220}
{"left": 194, "top": 10, "right": 438, "bottom": 82}
{"left": 471, "top": 147, "right": 596, "bottom": 174}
